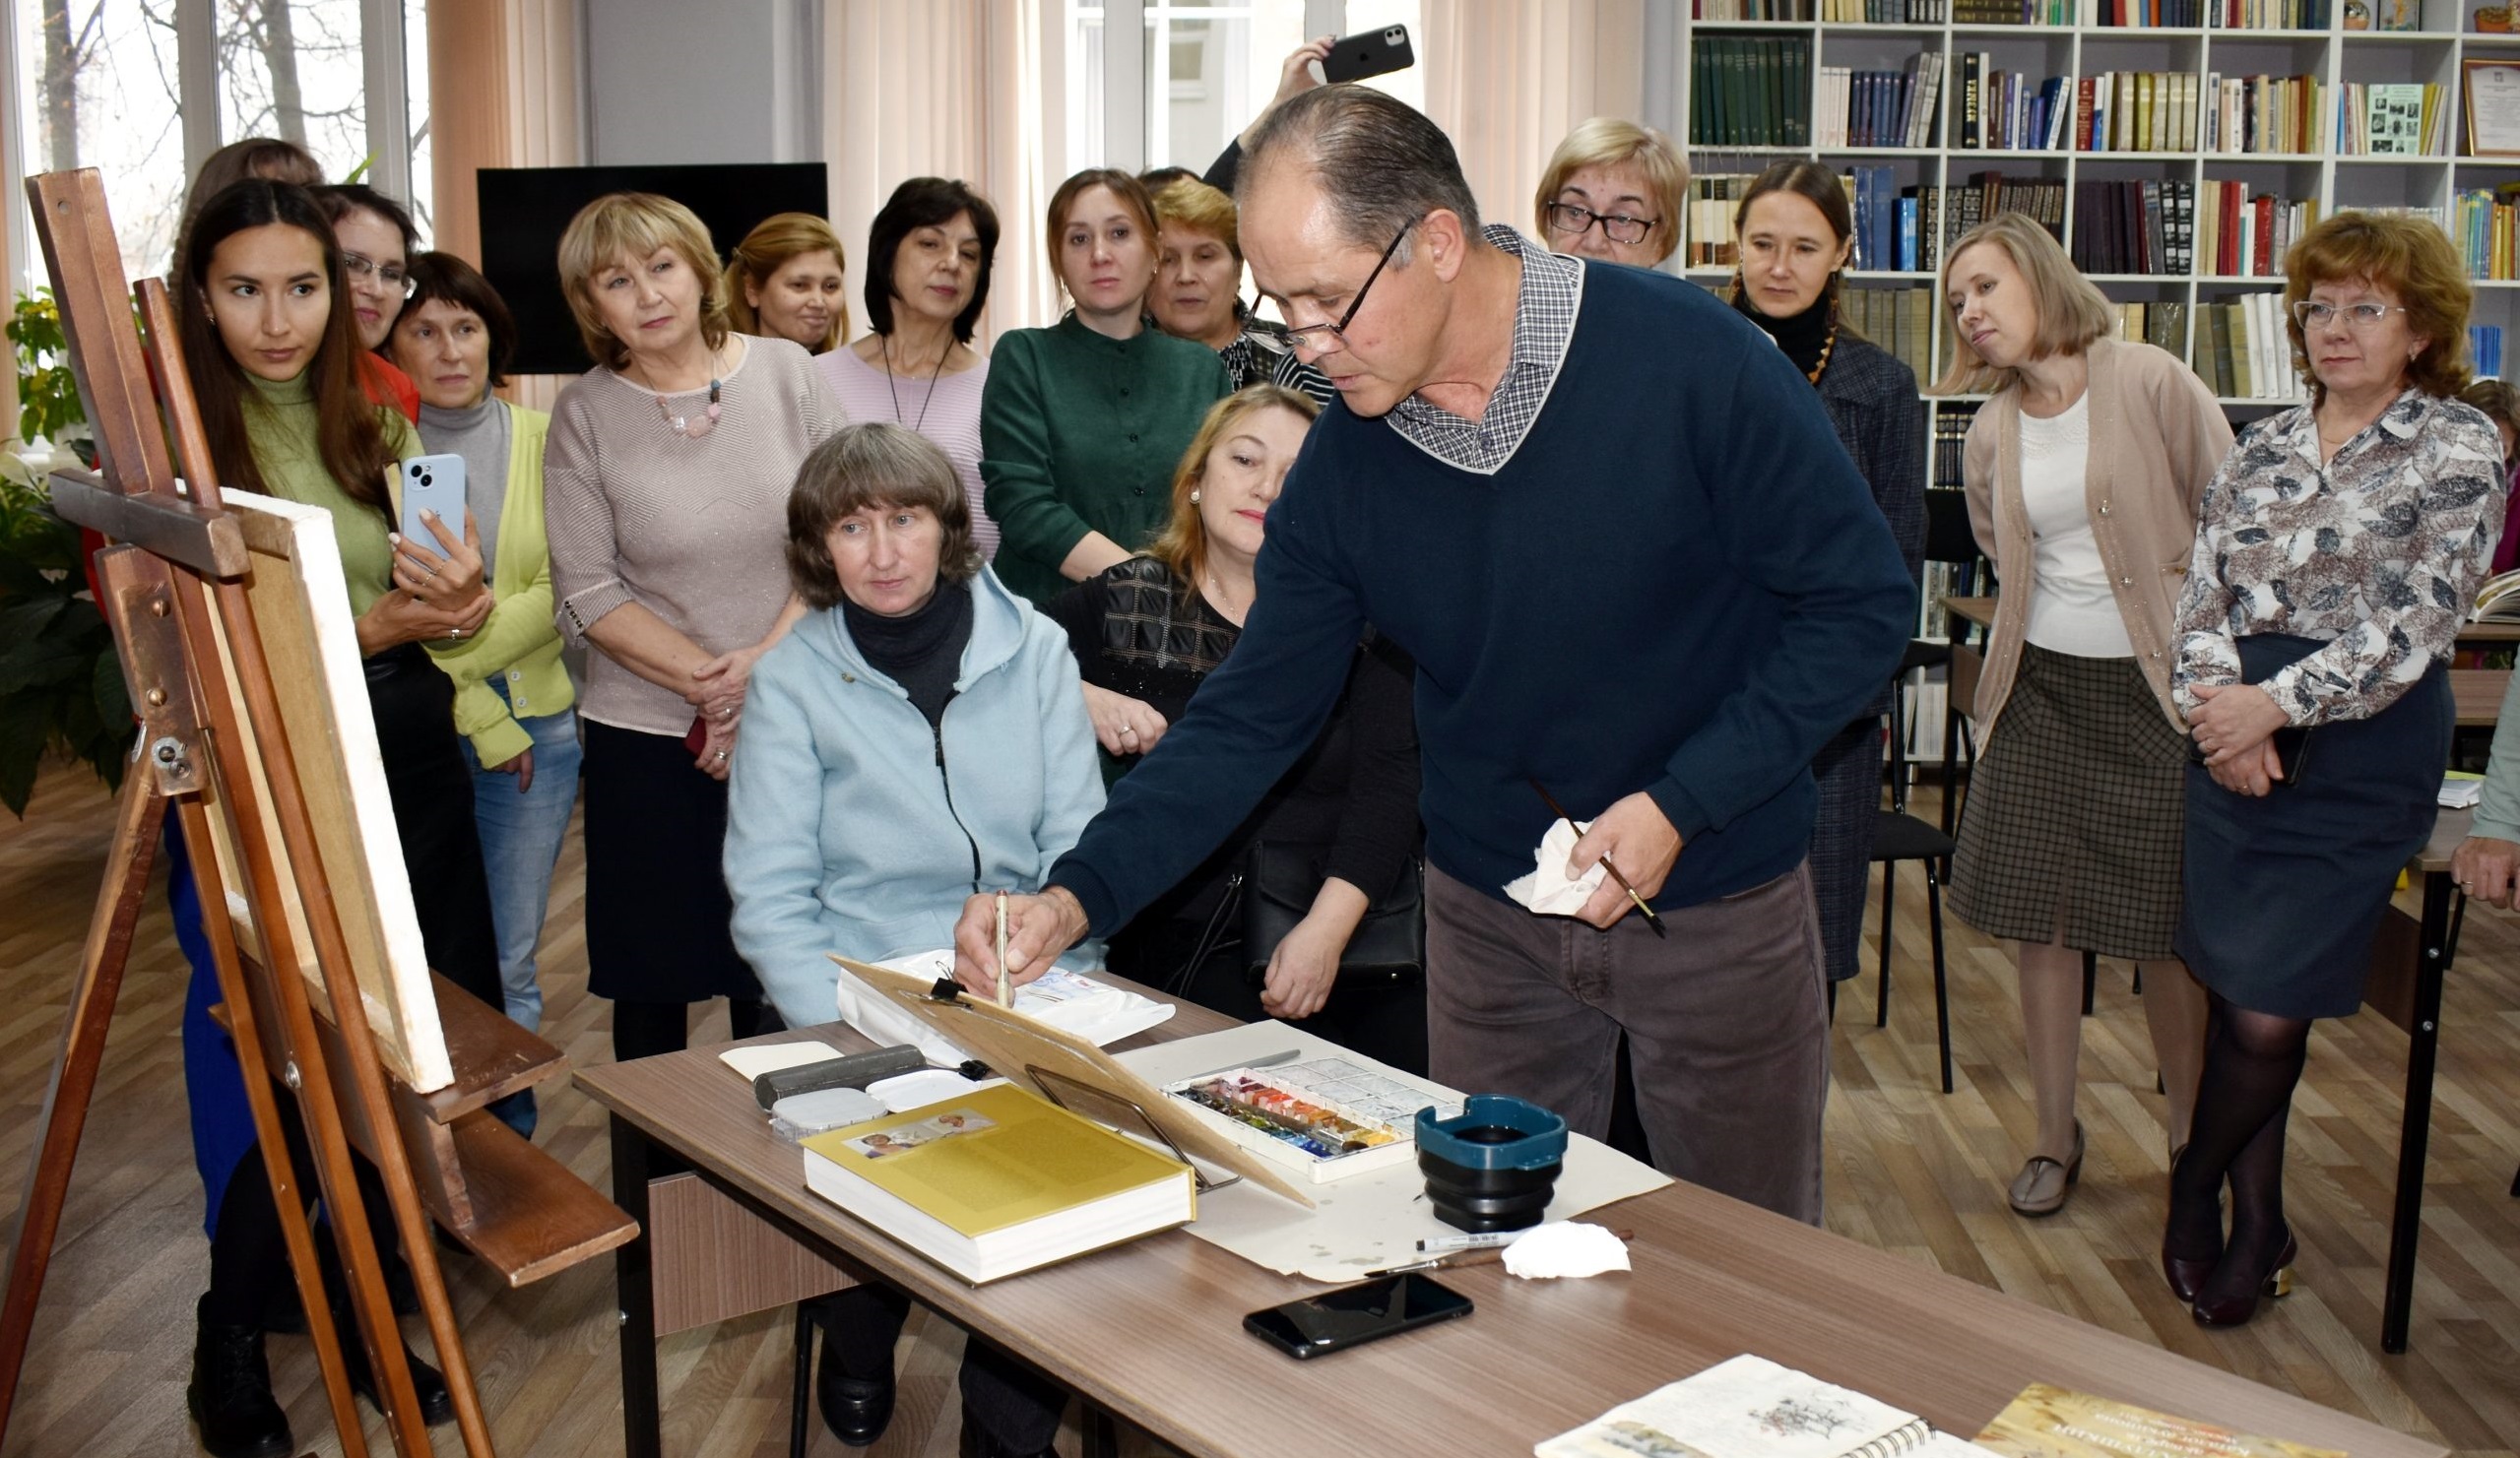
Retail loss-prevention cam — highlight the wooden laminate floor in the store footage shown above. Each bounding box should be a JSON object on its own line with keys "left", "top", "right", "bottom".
{"left": 0, "top": 758, "right": 2513, "bottom": 1457}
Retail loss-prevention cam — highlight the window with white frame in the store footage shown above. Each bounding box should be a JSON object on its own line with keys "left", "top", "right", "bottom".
{"left": 9, "top": 0, "right": 428, "bottom": 290}
{"left": 1066, "top": 2, "right": 1313, "bottom": 176}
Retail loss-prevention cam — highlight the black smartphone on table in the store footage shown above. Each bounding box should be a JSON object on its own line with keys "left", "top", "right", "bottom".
{"left": 1243, "top": 1272, "right": 1472, "bottom": 1360}
{"left": 1315, "top": 25, "right": 1416, "bottom": 84}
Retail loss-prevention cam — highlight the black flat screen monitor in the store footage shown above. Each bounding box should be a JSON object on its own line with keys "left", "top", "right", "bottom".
{"left": 476, "top": 162, "right": 830, "bottom": 376}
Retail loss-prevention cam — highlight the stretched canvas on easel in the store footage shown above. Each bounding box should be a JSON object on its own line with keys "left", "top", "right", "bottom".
{"left": 191, "top": 487, "right": 454, "bottom": 1093}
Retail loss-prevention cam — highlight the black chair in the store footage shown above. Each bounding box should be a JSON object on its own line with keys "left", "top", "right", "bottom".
{"left": 1875, "top": 637, "right": 1958, "bottom": 1094}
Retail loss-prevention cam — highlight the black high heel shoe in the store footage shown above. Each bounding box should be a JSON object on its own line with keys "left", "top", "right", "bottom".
{"left": 2191, "top": 1227, "right": 2297, "bottom": 1328}
{"left": 2161, "top": 1145, "right": 2222, "bottom": 1303}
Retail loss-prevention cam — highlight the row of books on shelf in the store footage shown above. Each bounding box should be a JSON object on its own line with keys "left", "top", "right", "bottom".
{"left": 1698, "top": 0, "right": 2392, "bottom": 22}
{"left": 2071, "top": 179, "right": 2197, "bottom": 275}
{"left": 2190, "top": 293, "right": 2301, "bottom": 398}
{"left": 2474, "top": 325, "right": 2506, "bottom": 381}
{"left": 1691, "top": 58, "right": 2434, "bottom": 158}
{"left": 1692, "top": 37, "right": 1811, "bottom": 149}
{"left": 2197, "top": 182, "right": 2316, "bottom": 277}
{"left": 2454, "top": 187, "right": 2520, "bottom": 281}
{"left": 2109, "top": 299, "right": 2192, "bottom": 357}
{"left": 1816, "top": 55, "right": 1944, "bottom": 150}
{"left": 1843, "top": 285, "right": 1940, "bottom": 383}
{"left": 1690, "top": 170, "right": 2064, "bottom": 273}
{"left": 1819, "top": 0, "right": 1949, "bottom": 17}
{"left": 1958, "top": 60, "right": 2073, "bottom": 151}
{"left": 2100, "top": 0, "right": 2337, "bottom": 21}
{"left": 2335, "top": 81, "right": 2448, "bottom": 157}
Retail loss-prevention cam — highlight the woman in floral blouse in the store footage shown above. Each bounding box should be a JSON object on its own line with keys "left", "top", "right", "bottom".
{"left": 2165, "top": 212, "right": 2506, "bottom": 1328}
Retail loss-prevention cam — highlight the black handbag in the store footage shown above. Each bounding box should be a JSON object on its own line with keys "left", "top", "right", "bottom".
{"left": 1237, "top": 840, "right": 1426, "bottom": 987}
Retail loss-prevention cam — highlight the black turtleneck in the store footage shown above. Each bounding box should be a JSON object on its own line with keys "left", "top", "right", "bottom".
{"left": 1732, "top": 285, "right": 1834, "bottom": 381}
{"left": 842, "top": 578, "right": 975, "bottom": 729}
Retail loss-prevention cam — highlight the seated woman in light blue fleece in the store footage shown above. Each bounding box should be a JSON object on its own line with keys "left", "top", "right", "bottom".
{"left": 722, "top": 419, "right": 1100, "bottom": 1456}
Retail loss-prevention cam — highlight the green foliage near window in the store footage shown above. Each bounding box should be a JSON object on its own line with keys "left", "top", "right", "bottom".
{"left": 8, "top": 289, "right": 87, "bottom": 452}
{"left": 0, "top": 462, "right": 128, "bottom": 816}
{"left": 1, "top": 289, "right": 124, "bottom": 816}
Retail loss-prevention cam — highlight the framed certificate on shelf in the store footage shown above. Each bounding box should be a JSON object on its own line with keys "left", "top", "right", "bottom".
{"left": 2468, "top": 59, "right": 2520, "bottom": 158}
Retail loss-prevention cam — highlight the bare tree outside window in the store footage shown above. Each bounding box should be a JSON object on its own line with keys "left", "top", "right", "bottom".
{"left": 12, "top": 0, "right": 431, "bottom": 291}
{"left": 219, "top": 0, "right": 369, "bottom": 186}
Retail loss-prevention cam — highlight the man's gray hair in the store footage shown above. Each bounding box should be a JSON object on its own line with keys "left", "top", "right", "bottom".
{"left": 1236, "top": 85, "right": 1482, "bottom": 260}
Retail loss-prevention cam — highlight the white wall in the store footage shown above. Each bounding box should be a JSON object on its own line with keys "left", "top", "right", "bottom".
{"left": 580, "top": 0, "right": 820, "bottom": 164}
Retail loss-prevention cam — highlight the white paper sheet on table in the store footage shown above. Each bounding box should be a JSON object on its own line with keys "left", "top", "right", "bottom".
{"left": 719, "top": 1041, "right": 847, "bottom": 1082}
{"left": 1113, "top": 1022, "right": 1672, "bottom": 1282}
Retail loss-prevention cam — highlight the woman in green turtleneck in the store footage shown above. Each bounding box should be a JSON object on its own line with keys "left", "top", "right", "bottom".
{"left": 980, "top": 167, "right": 1233, "bottom": 607}
{"left": 172, "top": 177, "right": 496, "bottom": 1458}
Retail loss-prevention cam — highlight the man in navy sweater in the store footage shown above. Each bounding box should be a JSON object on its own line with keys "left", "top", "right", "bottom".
{"left": 956, "top": 87, "right": 1911, "bottom": 1222}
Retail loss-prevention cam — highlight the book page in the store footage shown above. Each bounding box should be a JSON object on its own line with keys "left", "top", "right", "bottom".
{"left": 1536, "top": 1355, "right": 1926, "bottom": 1458}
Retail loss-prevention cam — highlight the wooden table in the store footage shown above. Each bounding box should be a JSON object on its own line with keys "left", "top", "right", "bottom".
{"left": 1936, "top": 594, "right": 2492, "bottom": 1356}
{"left": 576, "top": 989, "right": 2441, "bottom": 1458}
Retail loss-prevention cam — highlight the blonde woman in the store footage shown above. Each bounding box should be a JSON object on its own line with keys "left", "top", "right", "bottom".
{"left": 546, "top": 191, "right": 841, "bottom": 1062}
{"left": 1533, "top": 117, "right": 1689, "bottom": 269}
{"left": 1046, "top": 385, "right": 1426, "bottom": 1071}
{"left": 1147, "top": 176, "right": 1333, "bottom": 404}
{"left": 723, "top": 211, "right": 849, "bottom": 354}
{"left": 1937, "top": 213, "right": 2229, "bottom": 1216}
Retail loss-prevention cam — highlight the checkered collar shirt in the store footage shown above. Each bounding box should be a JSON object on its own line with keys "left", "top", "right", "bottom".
{"left": 1386, "top": 224, "right": 1583, "bottom": 476}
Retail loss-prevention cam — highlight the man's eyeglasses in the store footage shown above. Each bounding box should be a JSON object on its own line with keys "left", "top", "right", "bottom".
{"left": 1282, "top": 222, "right": 1414, "bottom": 352}
{"left": 343, "top": 251, "right": 417, "bottom": 299}
{"left": 1544, "top": 202, "right": 1658, "bottom": 246}
{"left": 2292, "top": 300, "right": 2407, "bottom": 332}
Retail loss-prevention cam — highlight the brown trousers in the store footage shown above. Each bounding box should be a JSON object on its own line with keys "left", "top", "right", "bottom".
{"left": 1423, "top": 861, "right": 1830, "bottom": 1225}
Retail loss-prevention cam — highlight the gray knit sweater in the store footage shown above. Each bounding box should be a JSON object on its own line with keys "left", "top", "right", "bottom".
{"left": 546, "top": 334, "right": 842, "bottom": 735}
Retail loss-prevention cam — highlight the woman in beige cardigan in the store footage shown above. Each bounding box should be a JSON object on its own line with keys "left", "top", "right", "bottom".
{"left": 1936, "top": 214, "right": 2231, "bottom": 1216}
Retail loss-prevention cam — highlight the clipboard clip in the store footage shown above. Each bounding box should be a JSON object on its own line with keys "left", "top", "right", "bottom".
{"left": 927, "top": 977, "right": 964, "bottom": 1003}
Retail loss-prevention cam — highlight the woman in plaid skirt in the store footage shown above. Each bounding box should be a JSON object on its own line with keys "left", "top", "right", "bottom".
{"left": 1935, "top": 214, "right": 2232, "bottom": 1217}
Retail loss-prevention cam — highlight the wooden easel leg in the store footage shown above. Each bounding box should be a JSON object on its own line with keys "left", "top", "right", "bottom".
{"left": 0, "top": 770, "right": 163, "bottom": 1447}
{"left": 175, "top": 794, "right": 372, "bottom": 1457}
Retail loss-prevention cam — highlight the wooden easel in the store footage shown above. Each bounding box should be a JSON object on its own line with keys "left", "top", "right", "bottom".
{"left": 0, "top": 170, "right": 633, "bottom": 1455}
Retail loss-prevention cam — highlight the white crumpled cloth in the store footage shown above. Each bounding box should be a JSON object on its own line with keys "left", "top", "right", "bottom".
{"left": 1502, "top": 818, "right": 1607, "bottom": 917}
{"left": 1499, "top": 1221, "right": 1632, "bottom": 1280}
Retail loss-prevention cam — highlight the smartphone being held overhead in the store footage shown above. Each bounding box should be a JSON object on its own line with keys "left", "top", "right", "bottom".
{"left": 1312, "top": 25, "right": 1415, "bottom": 85}
{"left": 397, "top": 453, "right": 468, "bottom": 554}
{"left": 1243, "top": 1272, "right": 1472, "bottom": 1360}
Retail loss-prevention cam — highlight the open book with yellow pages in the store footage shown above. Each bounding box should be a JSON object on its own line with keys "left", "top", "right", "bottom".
{"left": 1974, "top": 1383, "right": 2343, "bottom": 1458}
{"left": 800, "top": 1081, "right": 1195, "bottom": 1284}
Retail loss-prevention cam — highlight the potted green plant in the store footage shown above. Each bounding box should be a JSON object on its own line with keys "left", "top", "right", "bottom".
{"left": 1, "top": 288, "right": 126, "bottom": 817}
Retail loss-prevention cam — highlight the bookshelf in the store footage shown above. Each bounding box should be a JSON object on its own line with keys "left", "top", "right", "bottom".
{"left": 1681, "top": 0, "right": 2520, "bottom": 757}
{"left": 1681, "top": 1, "right": 2520, "bottom": 414}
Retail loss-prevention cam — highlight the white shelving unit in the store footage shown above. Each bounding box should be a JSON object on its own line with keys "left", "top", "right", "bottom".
{"left": 1677, "top": 2, "right": 2520, "bottom": 761}
{"left": 1678, "top": 2, "right": 2520, "bottom": 423}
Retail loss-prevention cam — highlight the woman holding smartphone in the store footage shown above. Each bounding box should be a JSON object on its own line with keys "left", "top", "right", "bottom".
{"left": 392, "top": 252, "right": 579, "bottom": 1136}
{"left": 175, "top": 177, "right": 497, "bottom": 1458}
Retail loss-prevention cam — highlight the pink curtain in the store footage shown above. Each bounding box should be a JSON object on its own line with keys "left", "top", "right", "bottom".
{"left": 1420, "top": 0, "right": 1648, "bottom": 241}
{"left": 822, "top": 0, "right": 1066, "bottom": 351}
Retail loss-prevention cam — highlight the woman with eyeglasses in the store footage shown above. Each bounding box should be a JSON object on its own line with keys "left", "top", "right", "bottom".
{"left": 314, "top": 183, "right": 423, "bottom": 421}
{"left": 980, "top": 168, "right": 1233, "bottom": 609}
{"left": 2165, "top": 212, "right": 2504, "bottom": 1327}
{"left": 1533, "top": 118, "right": 1687, "bottom": 270}
{"left": 1720, "top": 161, "right": 1925, "bottom": 1000}
{"left": 1936, "top": 213, "right": 2229, "bottom": 1220}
